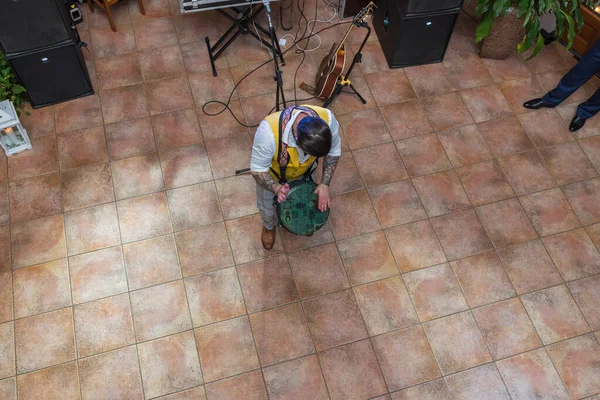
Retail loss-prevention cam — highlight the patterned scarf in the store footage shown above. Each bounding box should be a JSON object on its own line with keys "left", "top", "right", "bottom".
{"left": 276, "top": 105, "right": 320, "bottom": 169}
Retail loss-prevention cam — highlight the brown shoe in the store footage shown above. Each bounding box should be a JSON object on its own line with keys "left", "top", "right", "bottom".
{"left": 261, "top": 226, "right": 275, "bottom": 250}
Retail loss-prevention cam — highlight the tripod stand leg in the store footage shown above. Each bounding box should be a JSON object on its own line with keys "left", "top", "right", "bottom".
{"left": 323, "top": 83, "right": 344, "bottom": 108}
{"left": 349, "top": 83, "right": 367, "bottom": 104}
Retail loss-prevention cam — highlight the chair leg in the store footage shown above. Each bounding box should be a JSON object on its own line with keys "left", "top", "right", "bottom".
{"left": 138, "top": 0, "right": 146, "bottom": 15}
{"left": 105, "top": 4, "right": 117, "bottom": 32}
{"left": 88, "top": 0, "right": 95, "bottom": 13}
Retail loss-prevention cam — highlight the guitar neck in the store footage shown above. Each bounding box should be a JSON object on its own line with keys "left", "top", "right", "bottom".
{"left": 333, "top": 22, "right": 355, "bottom": 54}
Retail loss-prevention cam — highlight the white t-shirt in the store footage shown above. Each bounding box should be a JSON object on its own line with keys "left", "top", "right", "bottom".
{"left": 250, "top": 108, "right": 341, "bottom": 173}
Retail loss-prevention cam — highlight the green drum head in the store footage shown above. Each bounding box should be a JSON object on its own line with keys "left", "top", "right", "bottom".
{"left": 277, "top": 181, "right": 330, "bottom": 236}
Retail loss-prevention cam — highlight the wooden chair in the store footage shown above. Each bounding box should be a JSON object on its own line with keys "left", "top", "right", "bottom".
{"left": 88, "top": 0, "right": 146, "bottom": 32}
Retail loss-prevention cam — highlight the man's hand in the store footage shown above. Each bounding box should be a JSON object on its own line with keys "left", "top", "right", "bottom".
{"left": 314, "top": 184, "right": 330, "bottom": 212}
{"left": 276, "top": 184, "right": 290, "bottom": 203}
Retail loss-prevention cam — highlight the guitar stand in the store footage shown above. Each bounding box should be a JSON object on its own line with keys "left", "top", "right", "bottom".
{"left": 205, "top": 5, "right": 285, "bottom": 77}
{"left": 323, "top": 21, "right": 370, "bottom": 108}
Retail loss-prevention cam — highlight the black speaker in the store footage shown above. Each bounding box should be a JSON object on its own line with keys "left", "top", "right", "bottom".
{"left": 0, "top": 0, "right": 76, "bottom": 56}
{"left": 373, "top": 2, "right": 459, "bottom": 68}
{"left": 398, "top": 0, "right": 464, "bottom": 16}
{"left": 7, "top": 42, "right": 93, "bottom": 108}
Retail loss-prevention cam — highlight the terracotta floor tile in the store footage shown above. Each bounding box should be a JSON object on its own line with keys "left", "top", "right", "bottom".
{"left": 420, "top": 92, "right": 474, "bottom": 131}
{"left": 105, "top": 117, "right": 156, "bottom": 161}
{"left": 139, "top": 44, "right": 186, "bottom": 81}
{"left": 90, "top": 25, "right": 136, "bottom": 58}
{"left": 100, "top": 83, "right": 149, "bottom": 124}
{"left": 288, "top": 243, "right": 349, "bottom": 298}
{"left": 379, "top": 100, "right": 433, "bottom": 140}
{"left": 174, "top": 11, "right": 229, "bottom": 46}
{"left": 230, "top": 61, "right": 279, "bottom": 99}
{"left": 444, "top": 53, "right": 495, "bottom": 89}
{"left": 477, "top": 116, "right": 534, "bottom": 157}
{"left": 0, "top": 157, "right": 7, "bottom": 185}
{"left": 9, "top": 173, "right": 62, "bottom": 224}
{"left": 413, "top": 170, "right": 471, "bottom": 217}
{"left": 17, "top": 362, "right": 79, "bottom": 400}
{"left": 0, "top": 322, "right": 14, "bottom": 379}
{"left": 65, "top": 203, "right": 120, "bottom": 255}
{"left": 111, "top": 153, "right": 164, "bottom": 200}
{"left": 57, "top": 126, "right": 109, "bottom": 171}
{"left": 128, "top": 0, "right": 171, "bottom": 20}
{"left": 117, "top": 192, "right": 173, "bottom": 243}
{"left": 0, "top": 378, "right": 16, "bottom": 400}
{"left": 568, "top": 275, "right": 600, "bottom": 330}
{"left": 498, "top": 76, "right": 546, "bottom": 114}
{"left": 431, "top": 209, "right": 493, "bottom": 260}
{"left": 124, "top": 234, "right": 181, "bottom": 290}
{"left": 0, "top": 267, "right": 12, "bottom": 324}
{"left": 194, "top": 316, "right": 260, "bottom": 382}
{"left": 185, "top": 267, "right": 245, "bottom": 327}
{"left": 61, "top": 164, "right": 114, "bottom": 211}
{"left": 204, "top": 370, "right": 267, "bottom": 400}
{"left": 225, "top": 214, "right": 284, "bottom": 264}
{"left": 95, "top": 53, "right": 142, "bottom": 90}
{"left": 263, "top": 355, "right": 329, "bottom": 400}
{"left": 146, "top": 76, "right": 194, "bottom": 115}
{"left": 580, "top": 136, "right": 600, "bottom": 172}
{"left": 391, "top": 379, "right": 451, "bottom": 400}
{"left": 319, "top": 340, "right": 387, "bottom": 400}
{"left": 364, "top": 69, "right": 417, "bottom": 106}
{"left": 133, "top": 17, "right": 178, "bottom": 52}
{"left": 303, "top": 289, "right": 367, "bottom": 351}
{"left": 167, "top": 182, "right": 222, "bottom": 231}
{"left": 130, "top": 280, "right": 192, "bottom": 341}
{"left": 159, "top": 144, "right": 213, "bottom": 189}
{"left": 543, "top": 228, "right": 600, "bottom": 281}
{"left": 78, "top": 346, "right": 144, "bottom": 400}
{"left": 445, "top": 364, "right": 510, "bottom": 400}
{"left": 537, "top": 71, "right": 588, "bottom": 105}
{"left": 518, "top": 109, "right": 573, "bottom": 147}
{"left": 473, "top": 298, "right": 542, "bottom": 360}
{"left": 69, "top": 246, "right": 127, "bottom": 304}
{"left": 13, "top": 259, "right": 70, "bottom": 319}
{"left": 138, "top": 331, "right": 203, "bottom": 398}
{"left": 19, "top": 105, "right": 55, "bottom": 138}
{"left": 460, "top": 85, "right": 513, "bottom": 123}
{"left": 404, "top": 263, "right": 468, "bottom": 321}
{"left": 456, "top": 160, "right": 514, "bottom": 206}
{"left": 483, "top": 52, "right": 531, "bottom": 83}
{"left": 11, "top": 214, "right": 66, "bottom": 269}
{"left": 325, "top": 153, "right": 364, "bottom": 196}
{"left": 15, "top": 308, "right": 75, "bottom": 373}
{"left": 189, "top": 70, "right": 238, "bottom": 107}
{"left": 395, "top": 134, "right": 452, "bottom": 177}
{"left": 237, "top": 255, "right": 298, "bottom": 313}
{"left": 151, "top": 109, "right": 203, "bottom": 150}
{"left": 353, "top": 143, "right": 407, "bottom": 187}
{"left": 385, "top": 219, "right": 446, "bottom": 272}
{"left": 54, "top": 95, "right": 103, "bottom": 134}
{"left": 404, "top": 63, "right": 456, "bottom": 97}
{"left": 546, "top": 333, "right": 600, "bottom": 399}
{"left": 329, "top": 190, "right": 380, "bottom": 240}
{"left": 0, "top": 185, "right": 8, "bottom": 227}
{"left": 437, "top": 125, "right": 493, "bottom": 167}
{"left": 197, "top": 101, "right": 249, "bottom": 141}
{"left": 337, "top": 108, "right": 392, "bottom": 150}
{"left": 337, "top": 231, "right": 398, "bottom": 285}
{"left": 73, "top": 294, "right": 135, "bottom": 358}
{"left": 520, "top": 188, "right": 581, "bottom": 236}
{"left": 180, "top": 41, "right": 228, "bottom": 75}
{"left": 452, "top": 251, "right": 515, "bottom": 307}
{"left": 354, "top": 276, "right": 418, "bottom": 336}
{"left": 250, "top": 303, "right": 314, "bottom": 366}
{"left": 521, "top": 285, "right": 589, "bottom": 344}
{"left": 328, "top": 75, "right": 378, "bottom": 116}
{"left": 477, "top": 198, "right": 537, "bottom": 248}
{"left": 8, "top": 136, "right": 58, "bottom": 181}
{"left": 88, "top": 0, "right": 130, "bottom": 28}
{"left": 497, "top": 349, "right": 570, "bottom": 400}
{"left": 558, "top": 103, "right": 600, "bottom": 139}
{"left": 215, "top": 175, "right": 258, "bottom": 220}
{"left": 541, "top": 142, "right": 598, "bottom": 185}
{"left": 564, "top": 177, "right": 600, "bottom": 226}
{"left": 175, "top": 222, "right": 234, "bottom": 277}
{"left": 372, "top": 325, "right": 440, "bottom": 391}
{"left": 159, "top": 386, "right": 207, "bottom": 400}
{"left": 498, "top": 150, "right": 557, "bottom": 195}
{"left": 355, "top": 41, "right": 389, "bottom": 74}
{"left": 205, "top": 135, "right": 252, "bottom": 180}
{"left": 525, "top": 43, "right": 572, "bottom": 74}
{"left": 586, "top": 222, "right": 600, "bottom": 248}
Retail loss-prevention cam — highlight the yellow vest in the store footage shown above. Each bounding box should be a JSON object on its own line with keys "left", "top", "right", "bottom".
{"left": 266, "top": 105, "right": 330, "bottom": 181}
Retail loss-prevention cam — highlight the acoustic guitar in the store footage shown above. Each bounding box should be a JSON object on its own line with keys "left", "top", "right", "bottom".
{"left": 311, "top": 2, "right": 376, "bottom": 100}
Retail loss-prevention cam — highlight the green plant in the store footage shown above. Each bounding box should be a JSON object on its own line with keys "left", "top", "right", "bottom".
{"left": 0, "top": 52, "right": 28, "bottom": 114}
{"left": 475, "top": 0, "right": 598, "bottom": 58}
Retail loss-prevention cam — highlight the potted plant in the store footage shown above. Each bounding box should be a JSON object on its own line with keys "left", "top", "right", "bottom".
{"left": 0, "top": 52, "right": 28, "bottom": 115}
{"left": 474, "top": 0, "right": 597, "bottom": 60}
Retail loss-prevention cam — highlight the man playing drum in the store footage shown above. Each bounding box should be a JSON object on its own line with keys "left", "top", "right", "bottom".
{"left": 250, "top": 105, "right": 341, "bottom": 250}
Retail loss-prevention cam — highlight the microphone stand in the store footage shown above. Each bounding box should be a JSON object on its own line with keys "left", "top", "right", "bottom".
{"left": 264, "top": 0, "right": 286, "bottom": 111}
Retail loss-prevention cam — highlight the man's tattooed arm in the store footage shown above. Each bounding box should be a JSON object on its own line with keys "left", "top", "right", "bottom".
{"left": 321, "top": 155, "right": 340, "bottom": 186}
{"left": 252, "top": 172, "right": 280, "bottom": 194}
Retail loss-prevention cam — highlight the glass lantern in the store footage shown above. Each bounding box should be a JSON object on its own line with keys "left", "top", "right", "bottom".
{"left": 0, "top": 100, "right": 32, "bottom": 156}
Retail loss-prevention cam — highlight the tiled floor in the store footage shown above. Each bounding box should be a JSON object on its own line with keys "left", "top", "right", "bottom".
{"left": 1, "top": 0, "right": 600, "bottom": 399}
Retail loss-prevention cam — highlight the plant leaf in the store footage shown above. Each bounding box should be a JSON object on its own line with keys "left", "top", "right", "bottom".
{"left": 475, "top": 12, "right": 495, "bottom": 42}
{"left": 11, "top": 85, "right": 25, "bottom": 94}
{"left": 527, "top": 32, "right": 545, "bottom": 59}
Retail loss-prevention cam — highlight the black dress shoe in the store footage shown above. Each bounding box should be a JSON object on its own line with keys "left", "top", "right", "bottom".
{"left": 569, "top": 116, "right": 586, "bottom": 132}
{"left": 523, "top": 98, "right": 554, "bottom": 110}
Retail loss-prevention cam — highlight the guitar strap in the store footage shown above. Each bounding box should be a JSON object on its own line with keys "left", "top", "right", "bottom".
{"left": 299, "top": 82, "right": 317, "bottom": 95}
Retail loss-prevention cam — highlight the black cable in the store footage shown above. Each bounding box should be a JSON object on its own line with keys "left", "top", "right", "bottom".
{"left": 201, "top": 20, "right": 348, "bottom": 128}
{"left": 279, "top": 0, "right": 293, "bottom": 30}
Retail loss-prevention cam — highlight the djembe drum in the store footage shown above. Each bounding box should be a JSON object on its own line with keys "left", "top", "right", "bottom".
{"left": 276, "top": 179, "right": 330, "bottom": 236}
